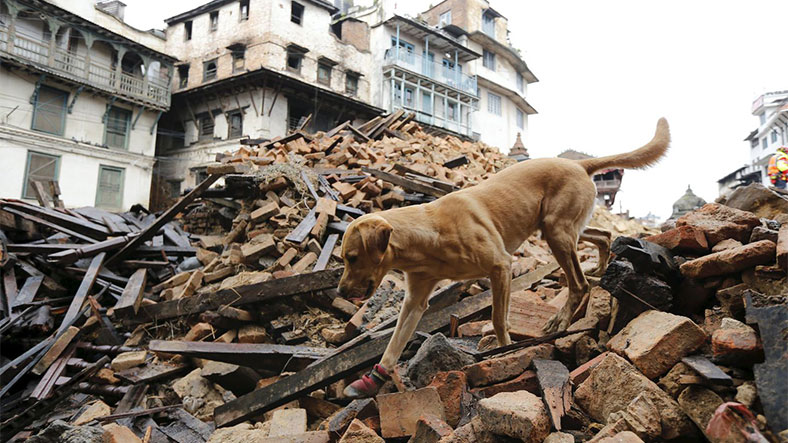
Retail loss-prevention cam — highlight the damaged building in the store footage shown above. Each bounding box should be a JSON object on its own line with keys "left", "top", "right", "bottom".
{"left": 558, "top": 149, "right": 624, "bottom": 208}
{"left": 0, "top": 0, "right": 175, "bottom": 209}
{"left": 153, "top": 0, "right": 385, "bottom": 204}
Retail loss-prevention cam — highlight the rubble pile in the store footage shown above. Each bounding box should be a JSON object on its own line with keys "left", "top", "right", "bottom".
{"left": 0, "top": 112, "right": 785, "bottom": 443}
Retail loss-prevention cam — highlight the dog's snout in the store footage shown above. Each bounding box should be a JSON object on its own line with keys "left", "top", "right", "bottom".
{"left": 337, "top": 285, "right": 347, "bottom": 297}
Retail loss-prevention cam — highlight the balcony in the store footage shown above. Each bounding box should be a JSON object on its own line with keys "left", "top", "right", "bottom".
{"left": 384, "top": 49, "right": 477, "bottom": 97}
{"left": 0, "top": 25, "right": 170, "bottom": 109}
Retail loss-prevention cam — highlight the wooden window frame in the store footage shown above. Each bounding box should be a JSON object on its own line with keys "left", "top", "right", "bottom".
{"left": 104, "top": 106, "right": 132, "bottom": 150}
{"left": 227, "top": 110, "right": 243, "bottom": 139}
{"left": 31, "top": 85, "right": 68, "bottom": 136}
{"left": 22, "top": 151, "right": 60, "bottom": 200}
{"left": 95, "top": 165, "right": 125, "bottom": 210}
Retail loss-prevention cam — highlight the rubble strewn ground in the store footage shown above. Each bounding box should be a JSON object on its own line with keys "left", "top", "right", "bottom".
{"left": 1, "top": 112, "right": 786, "bottom": 442}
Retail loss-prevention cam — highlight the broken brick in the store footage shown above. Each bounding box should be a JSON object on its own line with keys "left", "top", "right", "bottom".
{"left": 339, "top": 418, "right": 383, "bottom": 443}
{"left": 677, "top": 386, "right": 724, "bottom": 441}
{"left": 269, "top": 408, "right": 307, "bottom": 436}
{"left": 110, "top": 350, "right": 148, "bottom": 372}
{"left": 463, "top": 343, "right": 553, "bottom": 387}
{"left": 408, "top": 414, "right": 453, "bottom": 443}
{"left": 675, "top": 203, "right": 761, "bottom": 245}
{"left": 644, "top": 225, "right": 708, "bottom": 254}
{"left": 377, "top": 387, "right": 445, "bottom": 438}
{"left": 470, "top": 369, "right": 538, "bottom": 399}
{"left": 476, "top": 390, "right": 551, "bottom": 442}
{"left": 679, "top": 240, "right": 776, "bottom": 279}
{"left": 607, "top": 310, "right": 706, "bottom": 379}
{"left": 711, "top": 318, "right": 764, "bottom": 365}
{"left": 427, "top": 370, "right": 467, "bottom": 427}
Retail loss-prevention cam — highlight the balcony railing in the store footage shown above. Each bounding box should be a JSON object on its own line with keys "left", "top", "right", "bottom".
{"left": 593, "top": 179, "right": 622, "bottom": 191}
{"left": 0, "top": 25, "right": 170, "bottom": 109}
{"left": 384, "top": 49, "right": 477, "bottom": 96}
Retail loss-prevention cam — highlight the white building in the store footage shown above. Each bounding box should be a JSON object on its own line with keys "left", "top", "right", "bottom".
{"left": 154, "top": 0, "right": 384, "bottom": 207}
{"left": 420, "top": 0, "right": 537, "bottom": 151}
{"left": 0, "top": 0, "right": 175, "bottom": 210}
{"left": 718, "top": 90, "right": 788, "bottom": 196}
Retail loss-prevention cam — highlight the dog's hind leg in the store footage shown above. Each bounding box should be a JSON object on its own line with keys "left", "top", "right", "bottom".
{"left": 490, "top": 260, "right": 513, "bottom": 347}
{"left": 579, "top": 227, "right": 612, "bottom": 277}
{"left": 543, "top": 228, "right": 589, "bottom": 333}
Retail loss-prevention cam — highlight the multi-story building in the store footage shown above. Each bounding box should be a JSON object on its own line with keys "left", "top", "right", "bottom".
{"left": 718, "top": 90, "right": 788, "bottom": 196}
{"left": 420, "top": 0, "right": 538, "bottom": 151}
{"left": 154, "top": 0, "right": 384, "bottom": 201}
{"left": 0, "top": 0, "right": 175, "bottom": 210}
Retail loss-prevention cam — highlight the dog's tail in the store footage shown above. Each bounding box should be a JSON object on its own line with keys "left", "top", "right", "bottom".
{"left": 578, "top": 118, "right": 670, "bottom": 175}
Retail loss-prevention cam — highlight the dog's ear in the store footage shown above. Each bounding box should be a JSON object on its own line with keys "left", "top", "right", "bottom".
{"left": 360, "top": 217, "right": 392, "bottom": 265}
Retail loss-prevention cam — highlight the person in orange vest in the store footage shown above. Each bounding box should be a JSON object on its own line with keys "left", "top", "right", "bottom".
{"left": 768, "top": 146, "right": 788, "bottom": 189}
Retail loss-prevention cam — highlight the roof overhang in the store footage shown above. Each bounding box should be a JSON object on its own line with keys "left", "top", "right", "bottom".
{"left": 382, "top": 15, "right": 480, "bottom": 63}
{"left": 166, "top": 0, "right": 337, "bottom": 25}
{"left": 755, "top": 103, "right": 788, "bottom": 138}
{"left": 468, "top": 31, "right": 537, "bottom": 83}
{"left": 477, "top": 75, "right": 537, "bottom": 114}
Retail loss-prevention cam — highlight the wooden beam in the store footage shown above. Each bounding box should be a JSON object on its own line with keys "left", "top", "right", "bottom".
{"left": 362, "top": 167, "right": 447, "bottom": 198}
{"left": 128, "top": 268, "right": 343, "bottom": 325}
{"left": 247, "top": 86, "right": 259, "bottom": 116}
{"left": 58, "top": 253, "right": 105, "bottom": 334}
{"left": 533, "top": 358, "right": 571, "bottom": 431}
{"left": 313, "top": 234, "right": 338, "bottom": 271}
{"left": 113, "top": 268, "right": 147, "bottom": 317}
{"left": 0, "top": 207, "right": 99, "bottom": 244}
{"left": 148, "top": 341, "right": 331, "bottom": 372}
{"left": 106, "top": 174, "right": 221, "bottom": 266}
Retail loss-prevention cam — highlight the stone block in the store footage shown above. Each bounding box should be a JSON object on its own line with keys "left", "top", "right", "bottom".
{"left": 574, "top": 353, "right": 694, "bottom": 440}
{"left": 463, "top": 343, "right": 553, "bottom": 387}
{"left": 407, "top": 333, "right": 474, "bottom": 388}
{"left": 73, "top": 400, "right": 111, "bottom": 426}
{"left": 675, "top": 203, "right": 761, "bottom": 245}
{"left": 251, "top": 202, "right": 279, "bottom": 222}
{"left": 607, "top": 310, "right": 706, "bottom": 379}
{"left": 377, "top": 387, "right": 445, "bottom": 438}
{"left": 476, "top": 390, "right": 551, "bottom": 442}
{"left": 427, "top": 370, "right": 467, "bottom": 427}
{"left": 110, "top": 351, "right": 147, "bottom": 372}
{"left": 241, "top": 234, "right": 277, "bottom": 260}
{"left": 570, "top": 351, "right": 609, "bottom": 386}
{"left": 679, "top": 240, "right": 776, "bottom": 279}
{"left": 269, "top": 408, "right": 307, "bottom": 436}
{"left": 677, "top": 386, "right": 723, "bottom": 441}
{"left": 457, "top": 320, "right": 489, "bottom": 337}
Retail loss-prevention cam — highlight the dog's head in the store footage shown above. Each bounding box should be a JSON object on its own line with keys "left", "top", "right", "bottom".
{"left": 337, "top": 215, "right": 393, "bottom": 299}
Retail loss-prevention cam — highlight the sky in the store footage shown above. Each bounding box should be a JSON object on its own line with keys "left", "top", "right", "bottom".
{"left": 123, "top": 0, "right": 788, "bottom": 221}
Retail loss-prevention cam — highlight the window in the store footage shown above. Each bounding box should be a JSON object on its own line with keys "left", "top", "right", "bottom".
{"left": 421, "top": 91, "right": 432, "bottom": 114}
{"left": 516, "top": 108, "right": 524, "bottom": 129}
{"left": 22, "top": 151, "right": 59, "bottom": 200}
{"left": 194, "top": 167, "right": 208, "bottom": 184}
{"left": 439, "top": 10, "right": 451, "bottom": 27}
{"left": 184, "top": 21, "right": 192, "bottom": 40}
{"left": 771, "top": 130, "right": 778, "bottom": 143}
{"left": 167, "top": 180, "right": 182, "bottom": 198}
{"left": 231, "top": 46, "right": 245, "bottom": 73}
{"left": 482, "top": 10, "right": 495, "bottom": 37}
{"left": 487, "top": 92, "right": 501, "bottom": 116}
{"left": 227, "top": 110, "right": 243, "bottom": 138}
{"left": 96, "top": 166, "right": 124, "bottom": 209}
{"left": 31, "top": 85, "right": 68, "bottom": 135}
{"left": 345, "top": 72, "right": 359, "bottom": 95}
{"left": 177, "top": 64, "right": 189, "bottom": 88}
{"left": 286, "top": 46, "right": 305, "bottom": 73}
{"left": 447, "top": 102, "right": 457, "bottom": 121}
{"left": 105, "top": 106, "right": 131, "bottom": 149}
{"left": 209, "top": 11, "right": 219, "bottom": 32}
{"left": 203, "top": 59, "right": 217, "bottom": 81}
{"left": 390, "top": 37, "right": 415, "bottom": 64}
{"left": 291, "top": 2, "right": 304, "bottom": 24}
{"left": 483, "top": 49, "right": 495, "bottom": 71}
{"left": 516, "top": 73, "right": 524, "bottom": 93}
{"left": 239, "top": 0, "right": 249, "bottom": 20}
{"left": 759, "top": 113, "right": 766, "bottom": 125}
{"left": 317, "top": 63, "right": 332, "bottom": 86}
{"left": 762, "top": 138, "right": 767, "bottom": 150}
{"left": 199, "top": 114, "right": 214, "bottom": 140}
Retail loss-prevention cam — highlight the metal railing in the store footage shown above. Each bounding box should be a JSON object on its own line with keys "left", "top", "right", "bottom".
{"left": 384, "top": 49, "right": 478, "bottom": 96}
{"left": 0, "top": 24, "right": 170, "bottom": 108}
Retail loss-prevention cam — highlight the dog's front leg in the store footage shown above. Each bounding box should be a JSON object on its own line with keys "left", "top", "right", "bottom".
{"left": 491, "top": 262, "right": 513, "bottom": 347}
{"left": 344, "top": 273, "right": 437, "bottom": 399}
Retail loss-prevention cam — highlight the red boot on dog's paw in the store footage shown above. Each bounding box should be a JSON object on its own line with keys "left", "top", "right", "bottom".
{"left": 343, "top": 364, "right": 389, "bottom": 399}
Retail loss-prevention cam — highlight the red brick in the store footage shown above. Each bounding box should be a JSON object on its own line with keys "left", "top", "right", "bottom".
{"left": 645, "top": 225, "right": 709, "bottom": 254}
{"left": 102, "top": 423, "right": 142, "bottom": 443}
{"left": 377, "top": 387, "right": 445, "bottom": 438}
{"left": 427, "top": 371, "right": 466, "bottom": 427}
{"left": 471, "top": 369, "right": 538, "bottom": 398}
{"left": 679, "top": 240, "right": 776, "bottom": 279}
{"left": 607, "top": 311, "right": 705, "bottom": 379}
{"left": 675, "top": 203, "right": 761, "bottom": 245}
{"left": 711, "top": 319, "right": 764, "bottom": 364}
{"left": 570, "top": 351, "right": 609, "bottom": 385}
{"left": 463, "top": 343, "right": 553, "bottom": 387}
{"left": 407, "top": 414, "right": 453, "bottom": 443}
{"left": 457, "top": 320, "right": 489, "bottom": 337}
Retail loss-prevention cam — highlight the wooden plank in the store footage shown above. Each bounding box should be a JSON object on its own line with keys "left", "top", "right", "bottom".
{"left": 285, "top": 208, "right": 317, "bottom": 244}
{"left": 106, "top": 174, "right": 221, "bottom": 266}
{"left": 1, "top": 206, "right": 99, "bottom": 244}
{"left": 58, "top": 253, "right": 105, "bottom": 334}
{"left": 681, "top": 355, "right": 733, "bottom": 386}
{"left": 532, "top": 358, "right": 572, "bottom": 431}
{"left": 443, "top": 155, "right": 469, "bottom": 169}
{"left": 13, "top": 275, "right": 43, "bottom": 309}
{"left": 47, "top": 233, "right": 137, "bottom": 264}
{"left": 214, "top": 278, "right": 497, "bottom": 427}
{"left": 115, "top": 361, "right": 189, "bottom": 385}
{"left": 2, "top": 201, "right": 109, "bottom": 239}
{"left": 313, "top": 234, "right": 339, "bottom": 271}
{"left": 3, "top": 267, "right": 18, "bottom": 313}
{"left": 129, "top": 268, "right": 343, "bottom": 324}
{"left": 362, "top": 167, "right": 447, "bottom": 198}
{"left": 32, "top": 325, "right": 80, "bottom": 375}
{"left": 114, "top": 268, "right": 148, "bottom": 316}
{"left": 148, "top": 341, "right": 331, "bottom": 372}
{"left": 160, "top": 409, "right": 214, "bottom": 443}
{"left": 164, "top": 225, "right": 191, "bottom": 248}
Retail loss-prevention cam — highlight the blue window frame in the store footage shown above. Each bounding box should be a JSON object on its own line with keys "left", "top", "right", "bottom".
{"left": 22, "top": 151, "right": 60, "bottom": 200}
{"left": 391, "top": 37, "right": 415, "bottom": 64}
{"left": 105, "top": 106, "right": 131, "bottom": 149}
{"left": 516, "top": 108, "right": 524, "bottom": 128}
{"left": 482, "top": 11, "right": 495, "bottom": 37}
{"left": 96, "top": 165, "right": 125, "bottom": 209}
{"left": 31, "top": 85, "right": 68, "bottom": 135}
{"left": 483, "top": 49, "right": 495, "bottom": 71}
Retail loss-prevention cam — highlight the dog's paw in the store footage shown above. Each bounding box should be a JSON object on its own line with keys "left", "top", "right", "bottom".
{"left": 543, "top": 311, "right": 571, "bottom": 334}
{"left": 585, "top": 266, "right": 606, "bottom": 278}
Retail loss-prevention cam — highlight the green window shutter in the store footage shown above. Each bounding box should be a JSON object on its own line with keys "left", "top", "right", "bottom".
{"left": 32, "top": 86, "right": 68, "bottom": 135}
{"left": 23, "top": 151, "right": 60, "bottom": 199}
{"left": 96, "top": 165, "right": 125, "bottom": 209}
{"left": 105, "top": 106, "right": 131, "bottom": 149}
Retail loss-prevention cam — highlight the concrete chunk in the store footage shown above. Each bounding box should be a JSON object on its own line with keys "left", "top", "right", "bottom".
{"left": 476, "top": 390, "right": 551, "bottom": 442}
{"left": 269, "top": 408, "right": 307, "bottom": 436}
{"left": 110, "top": 350, "right": 148, "bottom": 371}
{"left": 377, "top": 387, "right": 445, "bottom": 438}
{"left": 679, "top": 240, "right": 776, "bottom": 279}
{"left": 463, "top": 343, "right": 553, "bottom": 387}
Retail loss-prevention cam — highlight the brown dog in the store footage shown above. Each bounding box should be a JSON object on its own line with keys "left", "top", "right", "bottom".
{"left": 338, "top": 118, "right": 670, "bottom": 398}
